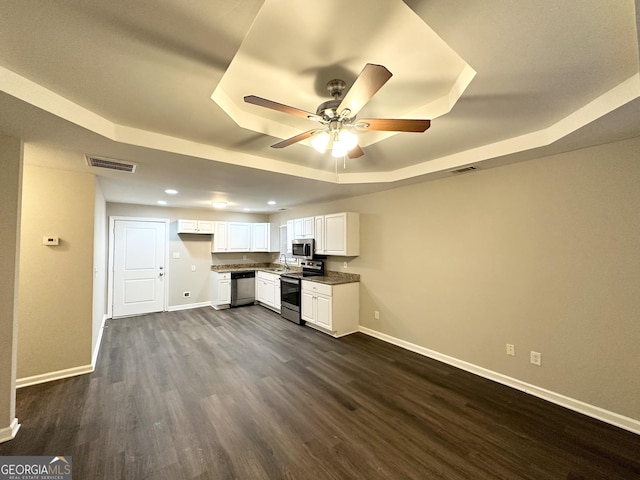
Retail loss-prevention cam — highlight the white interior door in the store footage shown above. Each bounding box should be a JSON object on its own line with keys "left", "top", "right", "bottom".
{"left": 112, "top": 220, "right": 166, "bottom": 317}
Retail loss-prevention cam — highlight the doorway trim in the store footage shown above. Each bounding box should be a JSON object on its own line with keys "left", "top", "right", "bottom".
{"left": 107, "top": 216, "right": 170, "bottom": 319}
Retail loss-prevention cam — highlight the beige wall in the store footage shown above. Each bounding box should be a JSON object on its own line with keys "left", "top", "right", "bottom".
{"left": 270, "top": 136, "right": 640, "bottom": 421}
{"left": 105, "top": 203, "right": 275, "bottom": 308}
{"left": 0, "top": 136, "right": 22, "bottom": 441}
{"left": 18, "top": 159, "right": 95, "bottom": 379}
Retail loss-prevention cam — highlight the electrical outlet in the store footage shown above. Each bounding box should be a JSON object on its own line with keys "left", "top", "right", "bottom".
{"left": 506, "top": 344, "right": 515, "bottom": 356}
{"left": 530, "top": 351, "right": 542, "bottom": 366}
{"left": 374, "top": 310, "right": 380, "bottom": 320}
{"left": 343, "top": 261, "right": 348, "bottom": 268}
{"left": 191, "top": 265, "right": 196, "bottom": 272}
{"left": 183, "top": 291, "right": 191, "bottom": 298}
{"left": 243, "top": 255, "right": 247, "bottom": 260}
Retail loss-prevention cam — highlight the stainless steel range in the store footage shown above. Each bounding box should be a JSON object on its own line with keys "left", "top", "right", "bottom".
{"left": 280, "top": 260, "right": 325, "bottom": 324}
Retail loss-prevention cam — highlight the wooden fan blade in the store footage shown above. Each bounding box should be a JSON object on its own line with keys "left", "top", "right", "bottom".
{"left": 357, "top": 118, "right": 431, "bottom": 132}
{"left": 271, "top": 129, "right": 320, "bottom": 149}
{"left": 337, "top": 64, "right": 392, "bottom": 117}
{"left": 244, "top": 95, "right": 324, "bottom": 122}
{"left": 348, "top": 145, "right": 364, "bottom": 159}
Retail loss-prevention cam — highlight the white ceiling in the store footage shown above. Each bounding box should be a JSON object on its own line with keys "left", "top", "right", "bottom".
{"left": 1, "top": 0, "right": 639, "bottom": 213}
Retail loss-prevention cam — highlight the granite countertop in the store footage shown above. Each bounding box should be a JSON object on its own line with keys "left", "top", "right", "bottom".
{"left": 211, "top": 263, "right": 298, "bottom": 274}
{"left": 300, "top": 272, "right": 360, "bottom": 285}
{"left": 211, "top": 263, "right": 360, "bottom": 284}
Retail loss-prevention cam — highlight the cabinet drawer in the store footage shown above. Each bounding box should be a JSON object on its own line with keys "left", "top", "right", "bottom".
{"left": 257, "top": 271, "right": 273, "bottom": 281}
{"left": 217, "top": 272, "right": 231, "bottom": 280}
{"left": 301, "top": 280, "right": 332, "bottom": 297}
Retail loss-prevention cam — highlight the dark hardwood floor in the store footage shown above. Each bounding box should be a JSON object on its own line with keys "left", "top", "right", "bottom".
{"left": 1, "top": 306, "right": 639, "bottom": 479}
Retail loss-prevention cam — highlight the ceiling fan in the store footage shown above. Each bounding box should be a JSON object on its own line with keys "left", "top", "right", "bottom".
{"left": 244, "top": 63, "right": 431, "bottom": 158}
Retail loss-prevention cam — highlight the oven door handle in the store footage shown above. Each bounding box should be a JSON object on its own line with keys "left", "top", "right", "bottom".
{"left": 280, "top": 276, "right": 300, "bottom": 285}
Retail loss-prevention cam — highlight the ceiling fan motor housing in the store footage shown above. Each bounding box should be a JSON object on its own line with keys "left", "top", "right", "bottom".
{"left": 326, "top": 78, "right": 346, "bottom": 98}
{"left": 316, "top": 99, "right": 341, "bottom": 119}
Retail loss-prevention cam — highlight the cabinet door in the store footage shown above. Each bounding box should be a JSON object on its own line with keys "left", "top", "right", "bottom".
{"left": 286, "top": 220, "right": 294, "bottom": 253}
{"left": 314, "top": 216, "right": 325, "bottom": 254}
{"left": 301, "top": 291, "right": 315, "bottom": 323}
{"left": 251, "top": 223, "right": 270, "bottom": 251}
{"left": 197, "top": 220, "right": 215, "bottom": 234}
{"left": 212, "top": 222, "right": 228, "bottom": 252}
{"left": 219, "top": 280, "right": 231, "bottom": 304}
{"left": 324, "top": 213, "right": 346, "bottom": 255}
{"left": 315, "top": 294, "right": 332, "bottom": 329}
{"left": 257, "top": 279, "right": 267, "bottom": 303}
{"left": 293, "top": 218, "right": 304, "bottom": 238}
{"left": 275, "top": 279, "right": 281, "bottom": 310}
{"left": 178, "top": 219, "right": 198, "bottom": 233}
{"left": 263, "top": 280, "right": 275, "bottom": 307}
{"left": 228, "top": 222, "right": 252, "bottom": 251}
{"left": 303, "top": 217, "right": 314, "bottom": 238}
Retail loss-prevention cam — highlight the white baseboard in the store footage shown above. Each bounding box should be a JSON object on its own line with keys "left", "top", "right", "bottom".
{"left": 358, "top": 326, "right": 640, "bottom": 435}
{"left": 91, "top": 314, "right": 108, "bottom": 369}
{"left": 168, "top": 301, "right": 211, "bottom": 312}
{"left": 0, "top": 418, "right": 20, "bottom": 444}
{"left": 16, "top": 364, "right": 94, "bottom": 389}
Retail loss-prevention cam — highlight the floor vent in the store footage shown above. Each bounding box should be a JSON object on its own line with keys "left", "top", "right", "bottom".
{"left": 86, "top": 155, "right": 137, "bottom": 173}
{"left": 450, "top": 165, "right": 477, "bottom": 174}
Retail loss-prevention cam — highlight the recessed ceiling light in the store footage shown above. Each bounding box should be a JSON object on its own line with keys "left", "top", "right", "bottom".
{"left": 157, "top": 200, "right": 167, "bottom": 205}
{"left": 164, "top": 189, "right": 178, "bottom": 195}
{"left": 212, "top": 201, "right": 227, "bottom": 209}
{"left": 267, "top": 200, "right": 277, "bottom": 205}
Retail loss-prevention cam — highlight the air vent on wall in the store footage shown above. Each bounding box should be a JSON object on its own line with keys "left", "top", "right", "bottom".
{"left": 450, "top": 165, "right": 477, "bottom": 174}
{"left": 85, "top": 155, "right": 137, "bottom": 173}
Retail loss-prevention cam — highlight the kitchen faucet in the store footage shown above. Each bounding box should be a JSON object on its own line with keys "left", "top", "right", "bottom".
{"left": 280, "top": 253, "right": 290, "bottom": 270}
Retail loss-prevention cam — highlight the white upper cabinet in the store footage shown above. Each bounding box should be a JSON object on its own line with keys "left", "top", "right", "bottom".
{"left": 227, "top": 222, "right": 252, "bottom": 252}
{"left": 251, "top": 223, "right": 270, "bottom": 252}
{"left": 286, "top": 220, "right": 294, "bottom": 253}
{"left": 314, "top": 216, "right": 325, "bottom": 254}
{"left": 286, "top": 212, "right": 359, "bottom": 256}
{"left": 303, "top": 217, "right": 314, "bottom": 238}
{"left": 323, "top": 212, "right": 359, "bottom": 256}
{"left": 212, "top": 221, "right": 274, "bottom": 253}
{"left": 177, "top": 219, "right": 214, "bottom": 234}
{"left": 212, "top": 221, "right": 228, "bottom": 252}
{"left": 293, "top": 218, "right": 304, "bottom": 238}
{"left": 293, "top": 217, "right": 314, "bottom": 239}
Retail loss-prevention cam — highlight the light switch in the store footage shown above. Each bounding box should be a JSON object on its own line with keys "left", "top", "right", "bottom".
{"left": 191, "top": 265, "right": 196, "bottom": 272}
{"left": 172, "top": 251, "right": 180, "bottom": 259}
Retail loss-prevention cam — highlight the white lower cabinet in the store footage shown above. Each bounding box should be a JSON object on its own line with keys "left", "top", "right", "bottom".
{"left": 301, "top": 280, "right": 359, "bottom": 337}
{"left": 255, "top": 271, "right": 280, "bottom": 311}
{"left": 211, "top": 272, "right": 231, "bottom": 310}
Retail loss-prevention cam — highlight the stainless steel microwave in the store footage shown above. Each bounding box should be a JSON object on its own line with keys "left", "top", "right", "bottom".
{"left": 291, "top": 238, "right": 314, "bottom": 259}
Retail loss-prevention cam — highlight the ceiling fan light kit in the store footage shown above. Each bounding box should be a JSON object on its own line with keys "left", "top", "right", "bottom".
{"left": 243, "top": 63, "right": 431, "bottom": 161}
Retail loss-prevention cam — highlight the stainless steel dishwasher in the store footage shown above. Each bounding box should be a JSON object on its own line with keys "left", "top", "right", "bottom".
{"left": 230, "top": 271, "right": 255, "bottom": 307}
